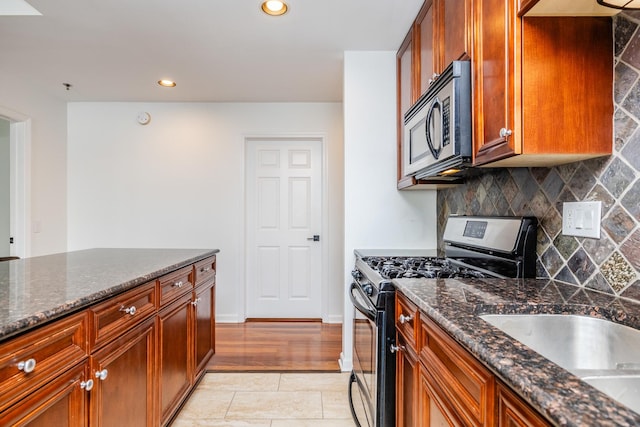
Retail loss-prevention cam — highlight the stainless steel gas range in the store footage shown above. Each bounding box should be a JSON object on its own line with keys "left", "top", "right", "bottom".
{"left": 347, "top": 215, "right": 538, "bottom": 427}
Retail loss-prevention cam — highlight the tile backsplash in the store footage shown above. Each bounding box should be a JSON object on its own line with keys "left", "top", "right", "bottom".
{"left": 437, "top": 12, "right": 640, "bottom": 300}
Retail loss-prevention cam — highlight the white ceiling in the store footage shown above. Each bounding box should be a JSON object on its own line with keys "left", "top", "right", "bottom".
{"left": 0, "top": 0, "right": 424, "bottom": 102}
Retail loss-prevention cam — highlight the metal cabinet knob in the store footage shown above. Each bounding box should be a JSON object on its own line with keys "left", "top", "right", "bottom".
{"left": 390, "top": 344, "right": 406, "bottom": 354}
{"left": 428, "top": 72, "right": 440, "bottom": 85}
{"left": 17, "top": 358, "right": 36, "bottom": 373}
{"left": 80, "top": 379, "right": 94, "bottom": 391}
{"left": 173, "top": 280, "right": 183, "bottom": 288}
{"left": 201, "top": 267, "right": 211, "bottom": 273}
{"left": 95, "top": 369, "right": 108, "bottom": 381}
{"left": 120, "top": 305, "right": 137, "bottom": 315}
{"left": 499, "top": 128, "right": 513, "bottom": 138}
{"left": 191, "top": 297, "right": 202, "bottom": 306}
{"left": 399, "top": 314, "right": 413, "bottom": 324}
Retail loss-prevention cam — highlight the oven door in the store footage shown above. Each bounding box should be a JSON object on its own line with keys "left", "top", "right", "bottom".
{"left": 349, "top": 282, "right": 378, "bottom": 427}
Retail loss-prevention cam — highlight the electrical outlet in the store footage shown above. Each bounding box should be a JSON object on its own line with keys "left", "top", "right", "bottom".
{"left": 562, "top": 201, "right": 601, "bottom": 238}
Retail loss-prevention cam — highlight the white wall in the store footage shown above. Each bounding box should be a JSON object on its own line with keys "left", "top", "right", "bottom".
{"left": 67, "top": 102, "right": 344, "bottom": 322}
{"left": 341, "top": 51, "right": 438, "bottom": 371}
{"left": 0, "top": 79, "right": 68, "bottom": 256}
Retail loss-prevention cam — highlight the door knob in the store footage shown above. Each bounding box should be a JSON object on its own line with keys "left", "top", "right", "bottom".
{"left": 307, "top": 235, "right": 320, "bottom": 242}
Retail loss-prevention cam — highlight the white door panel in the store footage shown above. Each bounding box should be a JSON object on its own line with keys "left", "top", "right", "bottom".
{"left": 246, "top": 139, "right": 322, "bottom": 318}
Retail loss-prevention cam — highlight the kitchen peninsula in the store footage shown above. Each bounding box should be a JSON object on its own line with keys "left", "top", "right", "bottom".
{"left": 0, "top": 248, "right": 218, "bottom": 426}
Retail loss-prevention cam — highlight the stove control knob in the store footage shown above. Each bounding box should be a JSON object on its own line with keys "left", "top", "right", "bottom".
{"left": 362, "top": 283, "right": 374, "bottom": 296}
{"left": 351, "top": 269, "right": 363, "bottom": 280}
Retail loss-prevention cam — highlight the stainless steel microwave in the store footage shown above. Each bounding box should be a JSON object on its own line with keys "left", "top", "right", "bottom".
{"left": 403, "top": 61, "right": 472, "bottom": 180}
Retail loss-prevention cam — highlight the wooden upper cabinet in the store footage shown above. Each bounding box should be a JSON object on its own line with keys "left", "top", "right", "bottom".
{"left": 398, "top": 33, "right": 414, "bottom": 119}
{"left": 473, "top": 0, "right": 613, "bottom": 167}
{"left": 440, "top": 0, "right": 472, "bottom": 69}
{"left": 473, "top": 0, "right": 516, "bottom": 165}
{"left": 418, "top": 1, "right": 436, "bottom": 96}
{"left": 416, "top": 0, "right": 472, "bottom": 98}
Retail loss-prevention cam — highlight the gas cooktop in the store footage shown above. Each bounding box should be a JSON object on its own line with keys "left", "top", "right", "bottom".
{"left": 354, "top": 215, "right": 538, "bottom": 286}
{"left": 362, "top": 256, "right": 488, "bottom": 279}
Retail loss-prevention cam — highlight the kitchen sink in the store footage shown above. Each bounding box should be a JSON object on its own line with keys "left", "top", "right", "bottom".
{"left": 479, "top": 314, "right": 640, "bottom": 373}
{"left": 581, "top": 375, "right": 640, "bottom": 415}
{"left": 480, "top": 313, "right": 640, "bottom": 414}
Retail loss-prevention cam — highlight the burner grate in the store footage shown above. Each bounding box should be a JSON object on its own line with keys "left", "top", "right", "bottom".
{"left": 362, "top": 256, "right": 490, "bottom": 280}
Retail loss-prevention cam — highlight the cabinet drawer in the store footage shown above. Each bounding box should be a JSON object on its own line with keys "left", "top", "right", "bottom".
{"left": 89, "top": 281, "right": 157, "bottom": 350}
{"left": 158, "top": 266, "right": 194, "bottom": 307}
{"left": 420, "top": 315, "right": 494, "bottom": 427}
{"left": 396, "top": 292, "right": 419, "bottom": 348}
{"left": 194, "top": 256, "right": 216, "bottom": 287}
{"left": 0, "top": 311, "right": 88, "bottom": 411}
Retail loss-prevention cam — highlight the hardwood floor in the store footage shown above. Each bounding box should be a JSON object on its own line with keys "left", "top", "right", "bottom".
{"left": 207, "top": 321, "right": 343, "bottom": 372}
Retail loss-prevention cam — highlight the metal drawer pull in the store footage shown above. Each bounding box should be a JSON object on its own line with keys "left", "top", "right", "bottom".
{"left": 399, "top": 314, "right": 413, "bottom": 324}
{"left": 200, "top": 267, "right": 211, "bottom": 273}
{"left": 119, "top": 305, "right": 137, "bottom": 315}
{"left": 390, "top": 344, "right": 406, "bottom": 354}
{"left": 95, "top": 369, "right": 108, "bottom": 380}
{"left": 80, "top": 379, "right": 94, "bottom": 391}
{"left": 17, "top": 358, "right": 36, "bottom": 373}
{"left": 191, "top": 297, "right": 202, "bottom": 306}
{"left": 173, "top": 280, "right": 183, "bottom": 288}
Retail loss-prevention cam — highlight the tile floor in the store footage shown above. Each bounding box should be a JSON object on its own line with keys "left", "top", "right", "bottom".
{"left": 172, "top": 372, "right": 357, "bottom": 426}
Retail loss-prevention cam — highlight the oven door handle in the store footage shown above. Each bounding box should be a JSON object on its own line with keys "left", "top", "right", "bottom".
{"left": 349, "top": 282, "right": 377, "bottom": 322}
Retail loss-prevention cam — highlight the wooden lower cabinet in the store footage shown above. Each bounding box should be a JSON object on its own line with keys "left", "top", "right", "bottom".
{"left": 0, "top": 361, "right": 88, "bottom": 426}
{"left": 396, "top": 292, "right": 549, "bottom": 427}
{"left": 193, "top": 279, "right": 215, "bottom": 379}
{"left": 497, "top": 381, "right": 550, "bottom": 427}
{"left": 419, "top": 364, "right": 463, "bottom": 427}
{"left": 89, "top": 316, "right": 156, "bottom": 427}
{"left": 158, "top": 293, "right": 192, "bottom": 425}
{"left": 396, "top": 334, "right": 418, "bottom": 427}
{"left": 158, "top": 278, "right": 216, "bottom": 425}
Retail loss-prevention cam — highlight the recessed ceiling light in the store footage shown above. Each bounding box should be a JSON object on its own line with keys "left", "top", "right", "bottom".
{"left": 158, "top": 80, "right": 176, "bottom": 88}
{"left": 261, "top": 1, "right": 288, "bottom": 16}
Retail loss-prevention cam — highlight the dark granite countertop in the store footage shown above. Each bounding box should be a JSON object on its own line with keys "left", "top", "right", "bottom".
{"left": 0, "top": 248, "right": 219, "bottom": 342}
{"left": 394, "top": 277, "right": 640, "bottom": 427}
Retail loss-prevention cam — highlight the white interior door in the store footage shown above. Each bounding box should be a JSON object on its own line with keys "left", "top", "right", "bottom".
{"left": 246, "top": 138, "right": 322, "bottom": 318}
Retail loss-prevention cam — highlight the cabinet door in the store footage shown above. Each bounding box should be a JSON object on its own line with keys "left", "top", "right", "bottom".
{"left": 440, "top": 0, "right": 471, "bottom": 68}
{"left": 473, "top": 0, "right": 518, "bottom": 165}
{"left": 420, "top": 316, "right": 494, "bottom": 427}
{"left": 419, "top": 365, "right": 463, "bottom": 427}
{"left": 396, "top": 335, "right": 418, "bottom": 427}
{"left": 398, "top": 31, "right": 414, "bottom": 119}
{"left": 497, "top": 382, "right": 550, "bottom": 427}
{"left": 158, "top": 293, "right": 192, "bottom": 425}
{"left": 418, "top": 0, "right": 436, "bottom": 96}
{"left": 0, "top": 362, "right": 88, "bottom": 427}
{"left": 193, "top": 280, "right": 216, "bottom": 379}
{"left": 89, "top": 317, "right": 156, "bottom": 427}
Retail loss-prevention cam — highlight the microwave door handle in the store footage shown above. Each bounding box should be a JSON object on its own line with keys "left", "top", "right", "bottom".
{"left": 426, "top": 98, "right": 442, "bottom": 160}
{"left": 349, "top": 283, "right": 377, "bottom": 321}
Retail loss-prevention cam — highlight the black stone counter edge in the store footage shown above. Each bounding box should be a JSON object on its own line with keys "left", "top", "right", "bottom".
{"left": 0, "top": 250, "right": 219, "bottom": 343}
{"left": 395, "top": 282, "right": 640, "bottom": 427}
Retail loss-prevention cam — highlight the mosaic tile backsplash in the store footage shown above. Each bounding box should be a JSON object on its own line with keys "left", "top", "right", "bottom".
{"left": 437, "top": 12, "right": 640, "bottom": 300}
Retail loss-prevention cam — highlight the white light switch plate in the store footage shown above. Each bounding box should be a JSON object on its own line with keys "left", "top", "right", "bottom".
{"left": 562, "top": 201, "right": 602, "bottom": 238}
